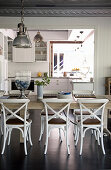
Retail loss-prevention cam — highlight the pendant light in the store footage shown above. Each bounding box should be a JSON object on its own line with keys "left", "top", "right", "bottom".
{"left": 34, "top": 31, "right": 43, "bottom": 43}
{"left": 13, "top": 0, "right": 32, "bottom": 48}
{"left": 34, "top": 31, "right": 46, "bottom": 47}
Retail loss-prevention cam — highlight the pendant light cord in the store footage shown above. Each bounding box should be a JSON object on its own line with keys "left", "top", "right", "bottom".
{"left": 21, "top": 0, "right": 24, "bottom": 24}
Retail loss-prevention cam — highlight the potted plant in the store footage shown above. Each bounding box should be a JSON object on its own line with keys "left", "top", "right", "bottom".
{"left": 35, "top": 75, "right": 50, "bottom": 99}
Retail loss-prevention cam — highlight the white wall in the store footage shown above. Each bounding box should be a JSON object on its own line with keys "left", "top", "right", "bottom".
{"left": 8, "top": 62, "right": 49, "bottom": 77}
{"left": 0, "top": 17, "right": 111, "bottom": 94}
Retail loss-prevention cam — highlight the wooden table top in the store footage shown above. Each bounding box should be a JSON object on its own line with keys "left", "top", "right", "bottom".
{"left": 27, "top": 95, "right": 111, "bottom": 110}
{"left": 1, "top": 95, "right": 111, "bottom": 110}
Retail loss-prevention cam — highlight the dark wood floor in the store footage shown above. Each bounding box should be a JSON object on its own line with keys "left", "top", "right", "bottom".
{"left": 0, "top": 109, "right": 111, "bottom": 170}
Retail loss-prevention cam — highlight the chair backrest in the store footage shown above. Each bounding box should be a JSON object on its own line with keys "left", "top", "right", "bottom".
{"left": 42, "top": 98, "right": 72, "bottom": 124}
{"left": 77, "top": 98, "right": 109, "bottom": 125}
{"left": 0, "top": 99, "right": 30, "bottom": 126}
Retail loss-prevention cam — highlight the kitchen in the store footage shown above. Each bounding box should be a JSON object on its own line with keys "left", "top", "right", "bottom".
{"left": 0, "top": 28, "right": 94, "bottom": 96}
{"left": 0, "top": 15, "right": 111, "bottom": 95}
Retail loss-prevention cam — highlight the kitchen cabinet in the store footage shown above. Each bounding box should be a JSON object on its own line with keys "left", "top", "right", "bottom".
{"left": 0, "top": 32, "right": 8, "bottom": 93}
{"left": 0, "top": 55, "right": 5, "bottom": 90}
{"left": 4, "top": 36, "right": 8, "bottom": 60}
{"left": 0, "top": 33, "right": 8, "bottom": 60}
{"left": 35, "top": 42, "right": 47, "bottom": 61}
{"left": 13, "top": 42, "right": 35, "bottom": 62}
{"left": 8, "top": 40, "right": 13, "bottom": 61}
{"left": 0, "top": 56, "right": 8, "bottom": 93}
{"left": 0, "top": 32, "right": 3, "bottom": 55}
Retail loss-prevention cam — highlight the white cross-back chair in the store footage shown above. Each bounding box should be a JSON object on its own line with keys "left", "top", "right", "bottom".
{"left": 42, "top": 98, "right": 72, "bottom": 155}
{"left": 72, "top": 85, "right": 95, "bottom": 140}
{"left": 75, "top": 98, "right": 109, "bottom": 155}
{"left": 0, "top": 99, "right": 32, "bottom": 155}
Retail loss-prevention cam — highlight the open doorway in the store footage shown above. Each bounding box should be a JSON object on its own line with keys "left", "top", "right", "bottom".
{"left": 50, "top": 29, "right": 94, "bottom": 82}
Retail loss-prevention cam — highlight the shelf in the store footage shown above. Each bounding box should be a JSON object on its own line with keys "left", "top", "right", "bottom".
{"left": 8, "top": 40, "right": 13, "bottom": 61}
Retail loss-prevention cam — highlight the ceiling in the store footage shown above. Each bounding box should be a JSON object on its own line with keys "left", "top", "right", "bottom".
{"left": 0, "top": 0, "right": 111, "bottom": 7}
{"left": 0, "top": 0, "right": 111, "bottom": 17}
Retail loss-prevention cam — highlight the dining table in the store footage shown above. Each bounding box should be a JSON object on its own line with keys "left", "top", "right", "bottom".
{"left": 1, "top": 94, "right": 111, "bottom": 143}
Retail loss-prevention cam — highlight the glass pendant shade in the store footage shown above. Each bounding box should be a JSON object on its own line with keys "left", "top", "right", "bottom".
{"left": 34, "top": 31, "right": 43, "bottom": 43}
{"left": 13, "top": 0, "right": 32, "bottom": 48}
{"left": 13, "top": 33, "right": 32, "bottom": 48}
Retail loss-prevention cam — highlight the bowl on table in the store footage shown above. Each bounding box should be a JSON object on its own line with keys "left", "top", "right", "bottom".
{"left": 57, "top": 91, "right": 72, "bottom": 99}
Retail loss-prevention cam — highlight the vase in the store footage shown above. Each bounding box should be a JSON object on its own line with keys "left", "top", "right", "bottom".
{"left": 37, "top": 85, "right": 43, "bottom": 99}
{"left": 15, "top": 71, "right": 31, "bottom": 98}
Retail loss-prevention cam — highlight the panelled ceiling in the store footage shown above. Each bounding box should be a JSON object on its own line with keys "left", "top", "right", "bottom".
{"left": 0, "top": 0, "right": 111, "bottom": 17}
{"left": 0, "top": 0, "right": 111, "bottom": 7}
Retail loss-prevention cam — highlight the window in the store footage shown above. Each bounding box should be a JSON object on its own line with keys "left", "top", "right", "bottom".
{"left": 53, "top": 52, "right": 64, "bottom": 77}
{"left": 59, "top": 53, "right": 64, "bottom": 70}
{"left": 54, "top": 53, "right": 57, "bottom": 71}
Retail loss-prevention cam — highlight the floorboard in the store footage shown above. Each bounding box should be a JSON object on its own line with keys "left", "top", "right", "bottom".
{"left": 0, "top": 109, "right": 111, "bottom": 170}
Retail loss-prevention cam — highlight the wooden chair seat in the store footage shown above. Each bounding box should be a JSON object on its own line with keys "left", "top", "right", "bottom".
{"left": 6, "top": 118, "right": 32, "bottom": 125}
{"left": 49, "top": 118, "right": 66, "bottom": 124}
{"left": 83, "top": 118, "right": 100, "bottom": 125}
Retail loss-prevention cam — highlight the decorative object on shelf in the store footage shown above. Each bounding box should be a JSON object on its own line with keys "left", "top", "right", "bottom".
{"left": 13, "top": 0, "right": 32, "bottom": 48}
{"left": 15, "top": 71, "right": 31, "bottom": 98}
{"left": 90, "top": 77, "right": 93, "bottom": 82}
{"left": 63, "top": 72, "right": 67, "bottom": 77}
{"left": 35, "top": 76, "right": 50, "bottom": 99}
{"left": 37, "top": 72, "right": 42, "bottom": 77}
{"left": 72, "top": 68, "right": 80, "bottom": 71}
{"left": 44, "top": 72, "right": 48, "bottom": 77}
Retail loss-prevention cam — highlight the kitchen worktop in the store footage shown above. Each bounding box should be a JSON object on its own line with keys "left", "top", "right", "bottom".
{"left": 8, "top": 76, "right": 82, "bottom": 80}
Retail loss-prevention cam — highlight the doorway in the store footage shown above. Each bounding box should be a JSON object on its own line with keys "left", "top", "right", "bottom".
{"left": 50, "top": 29, "right": 94, "bottom": 82}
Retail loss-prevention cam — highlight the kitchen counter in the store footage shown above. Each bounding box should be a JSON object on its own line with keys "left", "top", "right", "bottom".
{"left": 8, "top": 76, "right": 83, "bottom": 80}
